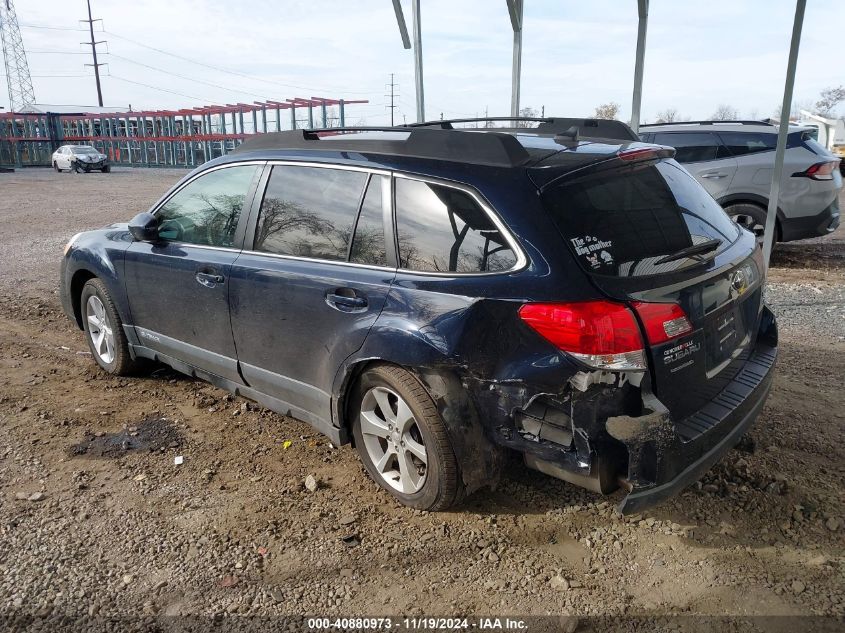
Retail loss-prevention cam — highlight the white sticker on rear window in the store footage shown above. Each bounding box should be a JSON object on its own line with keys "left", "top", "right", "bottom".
{"left": 571, "top": 236, "right": 613, "bottom": 268}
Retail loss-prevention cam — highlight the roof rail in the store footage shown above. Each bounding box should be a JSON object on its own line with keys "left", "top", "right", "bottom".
{"left": 408, "top": 116, "right": 553, "bottom": 129}
{"left": 639, "top": 120, "right": 774, "bottom": 128}
{"left": 230, "top": 127, "right": 532, "bottom": 167}
{"left": 410, "top": 116, "right": 639, "bottom": 142}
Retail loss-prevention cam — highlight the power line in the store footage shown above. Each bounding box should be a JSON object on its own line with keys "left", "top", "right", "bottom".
{"left": 107, "top": 52, "right": 272, "bottom": 100}
{"left": 26, "top": 50, "right": 91, "bottom": 55}
{"left": 103, "top": 30, "right": 378, "bottom": 97}
{"left": 108, "top": 74, "right": 211, "bottom": 102}
{"left": 18, "top": 20, "right": 381, "bottom": 99}
{"left": 19, "top": 23, "right": 88, "bottom": 32}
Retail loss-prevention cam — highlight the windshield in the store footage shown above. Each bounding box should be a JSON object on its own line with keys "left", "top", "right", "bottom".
{"left": 541, "top": 160, "right": 740, "bottom": 277}
{"left": 71, "top": 147, "right": 99, "bottom": 155}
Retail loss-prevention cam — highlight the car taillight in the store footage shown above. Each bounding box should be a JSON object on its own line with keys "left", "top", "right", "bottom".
{"left": 616, "top": 146, "right": 676, "bottom": 162}
{"left": 518, "top": 300, "right": 694, "bottom": 371}
{"left": 793, "top": 160, "right": 840, "bottom": 180}
{"left": 518, "top": 301, "right": 647, "bottom": 371}
{"left": 631, "top": 302, "right": 693, "bottom": 345}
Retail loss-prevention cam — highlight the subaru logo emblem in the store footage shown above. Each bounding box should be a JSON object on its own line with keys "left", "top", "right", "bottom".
{"left": 729, "top": 269, "right": 748, "bottom": 295}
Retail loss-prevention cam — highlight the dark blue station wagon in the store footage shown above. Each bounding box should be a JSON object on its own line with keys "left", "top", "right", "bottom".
{"left": 60, "top": 119, "right": 778, "bottom": 513}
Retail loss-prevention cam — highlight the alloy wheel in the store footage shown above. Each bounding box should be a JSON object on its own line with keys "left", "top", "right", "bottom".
{"left": 86, "top": 295, "right": 115, "bottom": 364}
{"left": 359, "top": 386, "right": 428, "bottom": 494}
{"left": 731, "top": 212, "right": 765, "bottom": 240}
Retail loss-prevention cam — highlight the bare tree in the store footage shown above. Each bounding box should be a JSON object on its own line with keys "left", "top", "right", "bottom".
{"left": 710, "top": 104, "right": 739, "bottom": 121}
{"left": 515, "top": 106, "right": 538, "bottom": 128}
{"left": 593, "top": 102, "right": 620, "bottom": 120}
{"left": 814, "top": 85, "right": 845, "bottom": 118}
{"left": 656, "top": 107, "right": 679, "bottom": 123}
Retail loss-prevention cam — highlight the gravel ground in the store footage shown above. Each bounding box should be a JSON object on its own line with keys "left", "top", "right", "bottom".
{"left": 0, "top": 168, "right": 843, "bottom": 631}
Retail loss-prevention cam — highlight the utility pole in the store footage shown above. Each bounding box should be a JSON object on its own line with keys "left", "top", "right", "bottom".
{"left": 385, "top": 73, "right": 399, "bottom": 126}
{"left": 81, "top": 0, "right": 106, "bottom": 107}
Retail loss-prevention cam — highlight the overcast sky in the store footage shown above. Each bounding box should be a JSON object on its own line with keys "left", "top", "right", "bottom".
{"left": 6, "top": 0, "right": 844, "bottom": 123}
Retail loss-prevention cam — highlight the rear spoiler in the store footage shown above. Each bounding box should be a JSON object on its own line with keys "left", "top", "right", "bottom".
{"left": 534, "top": 145, "right": 676, "bottom": 192}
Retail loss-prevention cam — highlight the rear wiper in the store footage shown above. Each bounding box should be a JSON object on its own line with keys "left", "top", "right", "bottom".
{"left": 655, "top": 238, "right": 722, "bottom": 265}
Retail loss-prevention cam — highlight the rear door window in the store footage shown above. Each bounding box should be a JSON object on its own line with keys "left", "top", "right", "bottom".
{"left": 253, "top": 165, "right": 367, "bottom": 261}
{"left": 395, "top": 178, "right": 517, "bottom": 273}
{"left": 541, "top": 160, "right": 740, "bottom": 277}
{"left": 717, "top": 132, "right": 776, "bottom": 156}
{"left": 652, "top": 132, "right": 730, "bottom": 163}
{"left": 350, "top": 175, "right": 388, "bottom": 266}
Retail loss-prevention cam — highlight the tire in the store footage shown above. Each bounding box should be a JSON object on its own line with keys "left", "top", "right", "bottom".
{"left": 53, "top": 161, "right": 61, "bottom": 173}
{"left": 102, "top": 164, "right": 111, "bottom": 173}
{"left": 80, "top": 278, "right": 139, "bottom": 376}
{"left": 351, "top": 364, "right": 462, "bottom": 511}
{"left": 724, "top": 203, "right": 768, "bottom": 242}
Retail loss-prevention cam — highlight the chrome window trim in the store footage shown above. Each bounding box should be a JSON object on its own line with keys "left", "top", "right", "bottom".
{"left": 391, "top": 171, "right": 528, "bottom": 277}
{"left": 237, "top": 249, "right": 397, "bottom": 273}
{"left": 263, "top": 159, "right": 391, "bottom": 177}
{"left": 149, "top": 160, "right": 267, "bottom": 217}
{"left": 147, "top": 158, "right": 529, "bottom": 277}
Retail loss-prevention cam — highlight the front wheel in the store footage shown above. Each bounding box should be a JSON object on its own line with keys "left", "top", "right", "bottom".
{"left": 351, "top": 365, "right": 462, "bottom": 511}
{"left": 80, "top": 278, "right": 139, "bottom": 376}
{"left": 101, "top": 164, "right": 111, "bottom": 173}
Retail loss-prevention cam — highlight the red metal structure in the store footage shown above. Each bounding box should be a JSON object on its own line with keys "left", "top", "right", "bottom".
{"left": 0, "top": 96, "right": 367, "bottom": 169}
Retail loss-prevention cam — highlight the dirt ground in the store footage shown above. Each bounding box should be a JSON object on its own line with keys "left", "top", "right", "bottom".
{"left": 0, "top": 168, "right": 843, "bottom": 631}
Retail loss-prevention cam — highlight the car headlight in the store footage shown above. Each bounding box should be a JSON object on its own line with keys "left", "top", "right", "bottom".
{"left": 64, "top": 232, "right": 82, "bottom": 256}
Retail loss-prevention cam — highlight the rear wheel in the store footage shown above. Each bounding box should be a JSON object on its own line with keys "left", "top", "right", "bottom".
{"left": 53, "top": 161, "right": 61, "bottom": 172}
{"left": 724, "top": 203, "right": 768, "bottom": 242}
{"left": 351, "top": 365, "right": 462, "bottom": 510}
{"left": 80, "top": 278, "right": 139, "bottom": 376}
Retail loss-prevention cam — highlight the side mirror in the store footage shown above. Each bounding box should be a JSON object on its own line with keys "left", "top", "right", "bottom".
{"left": 128, "top": 212, "right": 159, "bottom": 242}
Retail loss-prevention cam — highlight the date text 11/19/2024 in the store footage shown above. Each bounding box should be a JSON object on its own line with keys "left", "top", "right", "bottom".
{"left": 307, "top": 617, "right": 531, "bottom": 630}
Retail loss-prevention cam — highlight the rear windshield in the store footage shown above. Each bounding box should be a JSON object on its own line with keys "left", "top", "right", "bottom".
{"left": 797, "top": 131, "right": 828, "bottom": 156}
{"left": 541, "top": 160, "right": 740, "bottom": 277}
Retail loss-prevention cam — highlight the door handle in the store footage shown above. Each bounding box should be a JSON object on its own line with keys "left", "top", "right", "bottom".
{"left": 325, "top": 289, "right": 368, "bottom": 312}
{"left": 195, "top": 272, "right": 224, "bottom": 288}
{"left": 701, "top": 172, "right": 727, "bottom": 179}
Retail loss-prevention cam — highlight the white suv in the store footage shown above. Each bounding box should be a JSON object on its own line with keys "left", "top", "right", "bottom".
{"left": 641, "top": 121, "right": 841, "bottom": 242}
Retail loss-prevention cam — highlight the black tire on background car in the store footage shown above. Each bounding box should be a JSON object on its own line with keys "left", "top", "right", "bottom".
{"left": 351, "top": 364, "right": 462, "bottom": 511}
{"left": 724, "top": 203, "right": 768, "bottom": 242}
{"left": 80, "top": 278, "right": 139, "bottom": 376}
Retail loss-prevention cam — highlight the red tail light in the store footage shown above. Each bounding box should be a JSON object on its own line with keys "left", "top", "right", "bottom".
{"left": 518, "top": 301, "right": 646, "bottom": 371}
{"left": 518, "top": 300, "right": 694, "bottom": 371}
{"left": 617, "top": 146, "right": 676, "bottom": 162}
{"left": 632, "top": 302, "right": 693, "bottom": 344}
{"left": 793, "top": 160, "right": 840, "bottom": 180}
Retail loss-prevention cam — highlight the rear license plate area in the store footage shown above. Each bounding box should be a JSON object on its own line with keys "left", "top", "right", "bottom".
{"left": 704, "top": 302, "right": 748, "bottom": 375}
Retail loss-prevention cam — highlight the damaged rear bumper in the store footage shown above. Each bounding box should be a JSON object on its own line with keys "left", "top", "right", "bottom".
{"left": 616, "top": 343, "right": 775, "bottom": 514}
{"left": 508, "top": 306, "right": 778, "bottom": 514}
